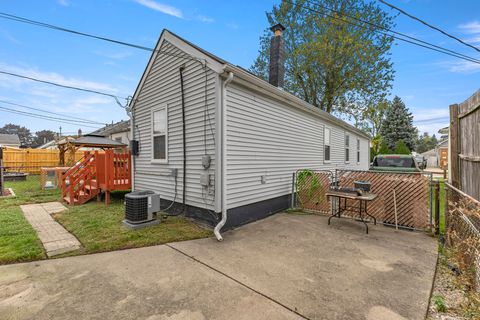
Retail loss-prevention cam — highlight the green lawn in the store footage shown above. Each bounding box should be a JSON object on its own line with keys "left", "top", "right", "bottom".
{"left": 0, "top": 206, "right": 45, "bottom": 264}
{"left": 0, "top": 177, "right": 212, "bottom": 264}
{"left": 1, "top": 175, "right": 60, "bottom": 209}
{"left": 0, "top": 176, "right": 53, "bottom": 264}
{"left": 54, "top": 191, "right": 212, "bottom": 254}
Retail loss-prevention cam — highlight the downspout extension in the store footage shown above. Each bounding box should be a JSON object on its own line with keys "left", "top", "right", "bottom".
{"left": 214, "top": 71, "right": 234, "bottom": 241}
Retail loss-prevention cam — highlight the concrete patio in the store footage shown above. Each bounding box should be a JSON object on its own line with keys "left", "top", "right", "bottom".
{"left": 0, "top": 213, "right": 437, "bottom": 320}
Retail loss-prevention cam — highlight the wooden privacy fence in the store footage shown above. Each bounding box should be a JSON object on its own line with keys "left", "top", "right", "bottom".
{"left": 450, "top": 89, "right": 480, "bottom": 201}
{"left": 2, "top": 148, "right": 83, "bottom": 174}
{"left": 295, "top": 169, "right": 432, "bottom": 230}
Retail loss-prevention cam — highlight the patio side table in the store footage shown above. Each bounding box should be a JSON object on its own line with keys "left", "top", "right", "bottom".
{"left": 325, "top": 190, "right": 378, "bottom": 234}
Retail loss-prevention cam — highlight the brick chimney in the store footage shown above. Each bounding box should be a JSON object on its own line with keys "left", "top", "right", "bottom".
{"left": 269, "top": 23, "right": 286, "bottom": 88}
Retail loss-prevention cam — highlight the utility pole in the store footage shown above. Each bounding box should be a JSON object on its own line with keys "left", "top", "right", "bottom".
{"left": 59, "top": 126, "right": 62, "bottom": 137}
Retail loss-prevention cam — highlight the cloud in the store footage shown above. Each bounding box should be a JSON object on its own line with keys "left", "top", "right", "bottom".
{"left": 226, "top": 22, "right": 239, "bottom": 30}
{"left": 459, "top": 21, "right": 480, "bottom": 34}
{"left": 0, "top": 63, "right": 119, "bottom": 93}
{"left": 458, "top": 21, "right": 480, "bottom": 44}
{"left": 196, "top": 15, "right": 214, "bottom": 23}
{"left": 448, "top": 60, "right": 480, "bottom": 74}
{"left": 0, "top": 29, "right": 21, "bottom": 45}
{"left": 133, "top": 0, "right": 183, "bottom": 18}
{"left": 412, "top": 108, "right": 449, "bottom": 122}
{"left": 57, "top": 0, "right": 69, "bottom": 6}
{"left": 415, "top": 122, "right": 449, "bottom": 136}
{"left": 93, "top": 50, "right": 133, "bottom": 60}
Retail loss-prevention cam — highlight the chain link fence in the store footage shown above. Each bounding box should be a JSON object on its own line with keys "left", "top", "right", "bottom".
{"left": 445, "top": 182, "right": 480, "bottom": 292}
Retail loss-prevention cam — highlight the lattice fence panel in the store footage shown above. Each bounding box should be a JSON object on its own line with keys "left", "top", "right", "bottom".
{"left": 296, "top": 170, "right": 333, "bottom": 214}
{"left": 336, "top": 171, "right": 430, "bottom": 229}
{"left": 296, "top": 170, "right": 431, "bottom": 229}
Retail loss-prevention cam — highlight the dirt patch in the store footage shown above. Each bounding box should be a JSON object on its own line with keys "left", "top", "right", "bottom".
{"left": 0, "top": 188, "right": 15, "bottom": 198}
{"left": 427, "top": 249, "right": 480, "bottom": 320}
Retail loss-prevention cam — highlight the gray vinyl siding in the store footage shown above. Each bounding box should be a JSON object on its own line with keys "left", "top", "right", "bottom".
{"left": 133, "top": 41, "right": 216, "bottom": 210}
{"left": 225, "top": 83, "right": 369, "bottom": 209}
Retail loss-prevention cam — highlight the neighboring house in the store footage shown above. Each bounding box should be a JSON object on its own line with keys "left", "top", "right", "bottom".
{"left": 37, "top": 136, "right": 95, "bottom": 151}
{"left": 128, "top": 26, "right": 370, "bottom": 239}
{"left": 0, "top": 134, "right": 21, "bottom": 148}
{"left": 90, "top": 120, "right": 130, "bottom": 144}
{"left": 422, "top": 148, "right": 438, "bottom": 168}
{"left": 437, "top": 139, "right": 448, "bottom": 169}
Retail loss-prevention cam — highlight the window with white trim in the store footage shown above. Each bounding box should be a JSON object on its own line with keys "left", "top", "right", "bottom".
{"left": 357, "top": 138, "right": 360, "bottom": 163}
{"left": 152, "top": 106, "right": 167, "bottom": 162}
{"left": 345, "top": 134, "right": 350, "bottom": 162}
{"left": 324, "top": 127, "right": 331, "bottom": 162}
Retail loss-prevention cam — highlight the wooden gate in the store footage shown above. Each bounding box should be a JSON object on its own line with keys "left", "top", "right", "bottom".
{"left": 295, "top": 170, "right": 431, "bottom": 230}
{"left": 450, "top": 90, "right": 480, "bottom": 201}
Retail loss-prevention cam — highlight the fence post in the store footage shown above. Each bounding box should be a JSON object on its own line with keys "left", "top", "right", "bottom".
{"left": 433, "top": 181, "right": 440, "bottom": 235}
{"left": 0, "top": 159, "right": 4, "bottom": 197}
{"left": 291, "top": 172, "right": 296, "bottom": 209}
{"left": 449, "top": 104, "right": 460, "bottom": 188}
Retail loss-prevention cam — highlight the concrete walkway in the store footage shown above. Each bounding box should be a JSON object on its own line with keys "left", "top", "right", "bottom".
{"left": 20, "top": 202, "right": 80, "bottom": 257}
{"left": 0, "top": 213, "right": 437, "bottom": 320}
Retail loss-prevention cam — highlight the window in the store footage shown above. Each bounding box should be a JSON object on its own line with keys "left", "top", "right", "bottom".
{"left": 152, "top": 105, "right": 167, "bottom": 162}
{"left": 345, "top": 134, "right": 350, "bottom": 162}
{"left": 115, "top": 137, "right": 122, "bottom": 143}
{"left": 324, "top": 127, "right": 331, "bottom": 162}
{"left": 357, "top": 139, "right": 361, "bottom": 163}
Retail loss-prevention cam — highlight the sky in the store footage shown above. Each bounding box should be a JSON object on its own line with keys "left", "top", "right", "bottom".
{"left": 0, "top": 0, "right": 479, "bottom": 137}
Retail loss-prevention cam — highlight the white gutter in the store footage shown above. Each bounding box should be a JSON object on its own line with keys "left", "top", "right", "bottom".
{"left": 214, "top": 71, "right": 234, "bottom": 241}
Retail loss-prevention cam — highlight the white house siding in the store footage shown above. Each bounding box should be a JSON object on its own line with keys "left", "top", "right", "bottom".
{"left": 225, "top": 83, "right": 369, "bottom": 209}
{"left": 110, "top": 131, "right": 130, "bottom": 144}
{"left": 133, "top": 41, "right": 217, "bottom": 210}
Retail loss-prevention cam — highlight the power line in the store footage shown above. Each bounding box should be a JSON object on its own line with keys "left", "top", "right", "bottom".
{"left": 378, "top": 0, "right": 480, "bottom": 54}
{"left": 303, "top": 0, "right": 480, "bottom": 64}
{"left": 286, "top": 0, "right": 480, "bottom": 65}
{"left": 284, "top": 0, "right": 480, "bottom": 64}
{"left": 413, "top": 116, "right": 449, "bottom": 124}
{"left": 0, "top": 70, "right": 127, "bottom": 105}
{"left": 0, "top": 99, "right": 105, "bottom": 125}
{"left": 0, "top": 11, "right": 204, "bottom": 64}
{"left": 0, "top": 105, "right": 101, "bottom": 128}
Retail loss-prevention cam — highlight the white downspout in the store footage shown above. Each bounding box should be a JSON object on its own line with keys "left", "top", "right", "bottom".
{"left": 214, "top": 71, "right": 234, "bottom": 241}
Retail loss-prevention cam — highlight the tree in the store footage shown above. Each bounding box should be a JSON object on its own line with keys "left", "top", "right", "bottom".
{"left": 414, "top": 132, "right": 439, "bottom": 154}
{"left": 250, "top": 0, "right": 395, "bottom": 118}
{"left": 32, "top": 130, "right": 57, "bottom": 148}
{"left": 379, "top": 96, "right": 416, "bottom": 151}
{"left": 378, "top": 140, "right": 391, "bottom": 154}
{"left": 356, "top": 99, "right": 389, "bottom": 138}
{"left": 0, "top": 123, "right": 33, "bottom": 147}
{"left": 394, "top": 139, "right": 410, "bottom": 154}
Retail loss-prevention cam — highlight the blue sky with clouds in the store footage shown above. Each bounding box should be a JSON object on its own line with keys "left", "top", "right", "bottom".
{"left": 0, "top": 0, "right": 479, "bottom": 136}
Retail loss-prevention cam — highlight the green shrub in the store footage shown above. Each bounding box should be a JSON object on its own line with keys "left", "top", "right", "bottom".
{"left": 394, "top": 139, "right": 411, "bottom": 154}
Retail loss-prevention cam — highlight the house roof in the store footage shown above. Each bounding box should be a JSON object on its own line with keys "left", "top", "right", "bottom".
{"left": 38, "top": 136, "right": 76, "bottom": 149}
{"left": 90, "top": 120, "right": 130, "bottom": 137}
{"left": 130, "top": 29, "right": 370, "bottom": 140}
{"left": 69, "top": 134, "right": 126, "bottom": 148}
{"left": 0, "top": 133, "right": 20, "bottom": 146}
{"left": 437, "top": 139, "right": 448, "bottom": 148}
{"left": 421, "top": 149, "right": 437, "bottom": 156}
